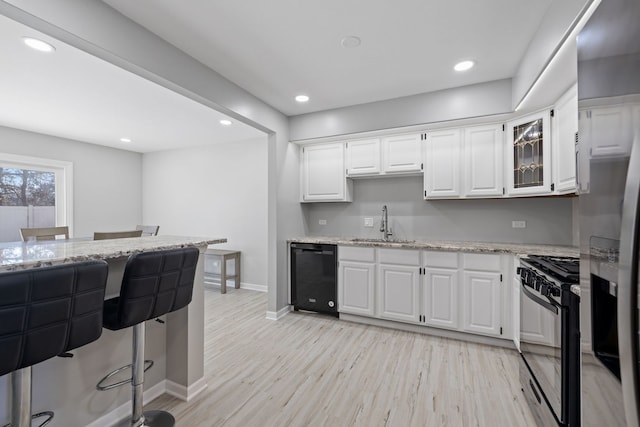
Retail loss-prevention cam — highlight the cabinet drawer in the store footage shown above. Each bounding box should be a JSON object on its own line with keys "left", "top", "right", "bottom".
{"left": 378, "top": 248, "right": 420, "bottom": 265}
{"left": 423, "top": 251, "right": 458, "bottom": 268}
{"left": 462, "top": 253, "right": 501, "bottom": 271}
{"left": 339, "top": 246, "right": 375, "bottom": 262}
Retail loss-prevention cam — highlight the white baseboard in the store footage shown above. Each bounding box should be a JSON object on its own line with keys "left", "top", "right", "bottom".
{"left": 204, "top": 280, "right": 267, "bottom": 293}
{"left": 165, "top": 377, "right": 208, "bottom": 402}
{"left": 240, "top": 282, "right": 267, "bottom": 292}
{"left": 86, "top": 380, "right": 166, "bottom": 427}
{"left": 265, "top": 305, "right": 291, "bottom": 321}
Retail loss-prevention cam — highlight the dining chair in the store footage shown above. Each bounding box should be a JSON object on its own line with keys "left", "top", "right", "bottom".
{"left": 135, "top": 225, "right": 160, "bottom": 236}
{"left": 20, "top": 226, "right": 70, "bottom": 241}
{"left": 93, "top": 230, "right": 143, "bottom": 240}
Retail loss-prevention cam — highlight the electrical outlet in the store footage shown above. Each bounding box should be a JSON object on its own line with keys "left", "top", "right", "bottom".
{"left": 512, "top": 220, "right": 526, "bottom": 229}
{"left": 364, "top": 217, "right": 374, "bottom": 227}
{"left": 318, "top": 219, "right": 327, "bottom": 225}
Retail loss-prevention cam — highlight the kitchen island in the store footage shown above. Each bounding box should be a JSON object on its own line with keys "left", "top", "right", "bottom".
{"left": 0, "top": 235, "right": 226, "bottom": 427}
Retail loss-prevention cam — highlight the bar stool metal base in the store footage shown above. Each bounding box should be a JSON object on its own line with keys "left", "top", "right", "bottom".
{"left": 8, "top": 368, "right": 55, "bottom": 427}
{"left": 114, "top": 410, "right": 175, "bottom": 427}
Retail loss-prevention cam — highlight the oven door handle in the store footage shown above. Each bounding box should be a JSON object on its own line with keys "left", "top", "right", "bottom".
{"left": 521, "top": 281, "right": 559, "bottom": 314}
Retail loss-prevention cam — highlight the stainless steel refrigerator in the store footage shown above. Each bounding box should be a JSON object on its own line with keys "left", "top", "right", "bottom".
{"left": 577, "top": 0, "right": 640, "bottom": 425}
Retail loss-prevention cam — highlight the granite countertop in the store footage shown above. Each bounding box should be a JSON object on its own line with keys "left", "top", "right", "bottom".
{"left": 0, "top": 235, "right": 227, "bottom": 272}
{"left": 289, "top": 236, "right": 579, "bottom": 258}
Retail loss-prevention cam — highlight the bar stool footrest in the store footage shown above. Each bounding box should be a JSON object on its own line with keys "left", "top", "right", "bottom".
{"left": 33, "top": 411, "right": 54, "bottom": 427}
{"left": 96, "top": 360, "right": 154, "bottom": 391}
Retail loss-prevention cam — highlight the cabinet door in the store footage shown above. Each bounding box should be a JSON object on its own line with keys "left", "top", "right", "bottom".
{"left": 589, "top": 105, "right": 632, "bottom": 157}
{"left": 462, "top": 271, "right": 502, "bottom": 337}
{"left": 301, "top": 143, "right": 350, "bottom": 202}
{"left": 346, "top": 138, "right": 381, "bottom": 176}
{"left": 577, "top": 109, "right": 591, "bottom": 194}
{"left": 506, "top": 110, "right": 552, "bottom": 196}
{"left": 382, "top": 133, "right": 423, "bottom": 173}
{"left": 552, "top": 85, "right": 578, "bottom": 194}
{"left": 463, "top": 124, "right": 504, "bottom": 197}
{"left": 520, "top": 285, "right": 556, "bottom": 346}
{"left": 339, "top": 261, "right": 375, "bottom": 316}
{"left": 424, "top": 129, "right": 461, "bottom": 199}
{"left": 377, "top": 264, "right": 420, "bottom": 323}
{"left": 423, "top": 267, "right": 458, "bottom": 329}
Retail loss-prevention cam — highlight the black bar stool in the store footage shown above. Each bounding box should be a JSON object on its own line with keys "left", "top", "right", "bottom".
{"left": 0, "top": 260, "right": 109, "bottom": 427}
{"left": 96, "top": 247, "right": 199, "bottom": 427}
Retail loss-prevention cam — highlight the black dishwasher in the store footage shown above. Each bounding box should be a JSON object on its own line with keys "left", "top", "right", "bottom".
{"left": 290, "top": 243, "right": 338, "bottom": 317}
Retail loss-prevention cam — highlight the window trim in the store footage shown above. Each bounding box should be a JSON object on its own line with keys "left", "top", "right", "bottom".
{"left": 0, "top": 153, "right": 73, "bottom": 236}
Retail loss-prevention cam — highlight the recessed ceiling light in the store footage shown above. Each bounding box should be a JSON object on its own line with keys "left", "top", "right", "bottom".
{"left": 341, "top": 36, "right": 361, "bottom": 48}
{"left": 23, "top": 37, "right": 55, "bottom": 53}
{"left": 219, "top": 119, "right": 232, "bottom": 126}
{"left": 295, "top": 95, "right": 310, "bottom": 103}
{"left": 120, "top": 137, "right": 132, "bottom": 143}
{"left": 454, "top": 60, "right": 475, "bottom": 72}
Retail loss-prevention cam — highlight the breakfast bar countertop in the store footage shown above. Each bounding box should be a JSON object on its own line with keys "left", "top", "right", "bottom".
{"left": 0, "top": 235, "right": 227, "bottom": 272}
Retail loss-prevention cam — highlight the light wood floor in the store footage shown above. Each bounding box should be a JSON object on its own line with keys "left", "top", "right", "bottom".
{"left": 149, "top": 288, "right": 536, "bottom": 426}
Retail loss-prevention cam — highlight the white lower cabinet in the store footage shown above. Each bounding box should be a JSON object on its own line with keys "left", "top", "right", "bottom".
{"left": 423, "top": 267, "right": 458, "bottom": 329}
{"left": 377, "top": 264, "right": 420, "bottom": 323}
{"left": 462, "top": 270, "right": 502, "bottom": 337}
{"left": 339, "top": 261, "right": 375, "bottom": 316}
{"left": 520, "top": 288, "right": 556, "bottom": 346}
{"left": 338, "top": 247, "right": 376, "bottom": 316}
{"left": 461, "top": 253, "right": 503, "bottom": 337}
{"left": 377, "top": 248, "right": 421, "bottom": 323}
{"left": 338, "top": 246, "right": 508, "bottom": 340}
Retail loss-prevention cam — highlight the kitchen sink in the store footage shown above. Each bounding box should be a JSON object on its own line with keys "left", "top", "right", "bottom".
{"left": 349, "top": 238, "right": 416, "bottom": 244}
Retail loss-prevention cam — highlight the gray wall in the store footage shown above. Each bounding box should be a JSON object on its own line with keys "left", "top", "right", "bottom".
{"left": 0, "top": 125, "right": 142, "bottom": 237}
{"left": 142, "top": 137, "right": 269, "bottom": 289}
{"left": 303, "top": 176, "right": 575, "bottom": 245}
{"left": 289, "top": 79, "right": 512, "bottom": 141}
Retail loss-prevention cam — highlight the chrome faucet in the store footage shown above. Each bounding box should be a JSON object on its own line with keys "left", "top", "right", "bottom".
{"left": 380, "top": 205, "right": 393, "bottom": 241}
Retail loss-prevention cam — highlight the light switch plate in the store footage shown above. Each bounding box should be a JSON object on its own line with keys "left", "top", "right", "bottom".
{"left": 319, "top": 219, "right": 327, "bottom": 225}
{"left": 512, "top": 220, "right": 526, "bottom": 229}
{"left": 364, "top": 217, "right": 374, "bottom": 227}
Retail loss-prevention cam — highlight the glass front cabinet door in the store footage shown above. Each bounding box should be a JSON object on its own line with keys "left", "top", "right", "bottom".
{"left": 506, "top": 110, "right": 552, "bottom": 196}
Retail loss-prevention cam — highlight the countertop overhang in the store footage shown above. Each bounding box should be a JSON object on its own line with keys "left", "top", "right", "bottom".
{"left": 0, "top": 235, "right": 227, "bottom": 272}
{"left": 289, "top": 237, "right": 579, "bottom": 258}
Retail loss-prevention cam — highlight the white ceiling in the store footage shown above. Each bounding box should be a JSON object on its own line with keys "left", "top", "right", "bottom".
{"left": 0, "top": 14, "right": 265, "bottom": 153}
{"left": 103, "top": 0, "right": 554, "bottom": 116}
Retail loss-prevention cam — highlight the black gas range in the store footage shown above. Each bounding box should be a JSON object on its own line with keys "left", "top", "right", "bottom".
{"left": 518, "top": 255, "right": 580, "bottom": 427}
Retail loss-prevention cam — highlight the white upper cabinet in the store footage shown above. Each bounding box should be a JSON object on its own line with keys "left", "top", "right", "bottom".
{"left": 346, "top": 138, "right": 381, "bottom": 176}
{"left": 588, "top": 104, "right": 632, "bottom": 158}
{"left": 301, "top": 143, "right": 352, "bottom": 202}
{"left": 506, "top": 110, "right": 552, "bottom": 196}
{"left": 424, "top": 128, "right": 462, "bottom": 199}
{"left": 345, "top": 133, "right": 422, "bottom": 177}
{"left": 552, "top": 85, "right": 578, "bottom": 194}
{"left": 463, "top": 124, "right": 504, "bottom": 197}
{"left": 381, "top": 133, "right": 423, "bottom": 174}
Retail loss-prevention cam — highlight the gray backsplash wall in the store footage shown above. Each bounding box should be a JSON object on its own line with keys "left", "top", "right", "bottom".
{"left": 302, "top": 176, "right": 575, "bottom": 245}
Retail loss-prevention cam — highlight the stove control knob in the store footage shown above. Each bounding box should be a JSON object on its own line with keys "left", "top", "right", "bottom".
{"left": 540, "top": 282, "right": 549, "bottom": 296}
{"left": 549, "top": 287, "right": 561, "bottom": 297}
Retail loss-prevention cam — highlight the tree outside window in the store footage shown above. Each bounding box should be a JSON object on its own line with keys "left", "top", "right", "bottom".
{"left": 0, "top": 167, "right": 55, "bottom": 206}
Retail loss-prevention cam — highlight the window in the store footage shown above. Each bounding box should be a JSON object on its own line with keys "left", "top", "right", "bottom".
{"left": 0, "top": 153, "right": 73, "bottom": 242}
